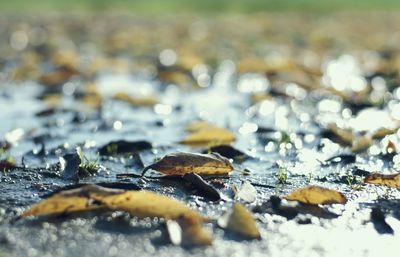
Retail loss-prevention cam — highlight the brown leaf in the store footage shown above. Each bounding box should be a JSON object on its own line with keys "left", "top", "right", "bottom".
{"left": 141, "top": 152, "right": 233, "bottom": 176}
{"left": 219, "top": 203, "right": 261, "bottom": 239}
{"left": 372, "top": 127, "right": 396, "bottom": 139}
{"left": 364, "top": 173, "right": 400, "bottom": 188}
{"left": 21, "top": 185, "right": 206, "bottom": 223}
{"left": 97, "top": 190, "right": 206, "bottom": 222}
{"left": 113, "top": 92, "right": 159, "bottom": 107}
{"left": 326, "top": 124, "right": 353, "bottom": 146}
{"left": 176, "top": 215, "right": 212, "bottom": 246}
{"left": 180, "top": 121, "right": 235, "bottom": 146}
{"left": 351, "top": 134, "right": 373, "bottom": 153}
{"left": 182, "top": 173, "right": 221, "bottom": 201}
{"left": 284, "top": 185, "right": 347, "bottom": 205}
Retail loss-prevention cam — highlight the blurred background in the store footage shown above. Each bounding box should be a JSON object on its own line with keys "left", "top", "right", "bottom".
{"left": 1, "top": 0, "right": 400, "bottom": 12}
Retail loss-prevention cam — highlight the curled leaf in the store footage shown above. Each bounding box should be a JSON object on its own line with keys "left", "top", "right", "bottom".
{"left": 180, "top": 121, "right": 235, "bottom": 146}
{"left": 21, "top": 185, "right": 206, "bottom": 225}
{"left": 182, "top": 173, "right": 221, "bottom": 201}
{"left": 141, "top": 152, "right": 233, "bottom": 176}
{"left": 364, "top": 172, "right": 400, "bottom": 188}
{"left": 220, "top": 203, "right": 261, "bottom": 239}
{"left": 98, "top": 190, "right": 206, "bottom": 222}
{"left": 21, "top": 185, "right": 119, "bottom": 218}
{"left": 284, "top": 185, "right": 347, "bottom": 205}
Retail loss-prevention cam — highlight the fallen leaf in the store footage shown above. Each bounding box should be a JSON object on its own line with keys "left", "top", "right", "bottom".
{"left": 180, "top": 121, "right": 235, "bottom": 146}
{"left": 284, "top": 186, "right": 347, "bottom": 205}
{"left": 219, "top": 203, "right": 261, "bottom": 239}
{"left": 98, "top": 140, "right": 152, "bottom": 156}
{"left": 253, "top": 196, "right": 339, "bottom": 220}
{"left": 372, "top": 127, "right": 396, "bottom": 139}
{"left": 97, "top": 190, "right": 206, "bottom": 222}
{"left": 44, "top": 183, "right": 141, "bottom": 198}
{"left": 182, "top": 173, "right": 221, "bottom": 201}
{"left": 351, "top": 134, "right": 373, "bottom": 153}
{"left": 321, "top": 154, "right": 356, "bottom": 167}
{"left": 141, "top": 152, "right": 233, "bottom": 176}
{"left": 21, "top": 185, "right": 118, "bottom": 218}
{"left": 79, "top": 93, "right": 103, "bottom": 109}
{"left": 325, "top": 124, "right": 353, "bottom": 146}
{"left": 364, "top": 172, "right": 400, "bottom": 188}
{"left": 176, "top": 215, "right": 212, "bottom": 246}
{"left": 206, "top": 144, "right": 248, "bottom": 162}
{"left": 113, "top": 92, "right": 159, "bottom": 107}
{"left": 39, "top": 68, "right": 79, "bottom": 86}
{"left": 21, "top": 185, "right": 206, "bottom": 223}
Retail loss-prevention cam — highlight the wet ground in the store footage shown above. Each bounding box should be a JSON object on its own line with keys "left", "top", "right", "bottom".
{"left": 1, "top": 12, "right": 400, "bottom": 257}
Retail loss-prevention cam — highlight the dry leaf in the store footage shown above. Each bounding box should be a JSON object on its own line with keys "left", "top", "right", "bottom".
{"left": 220, "top": 203, "right": 261, "bottom": 239}
{"left": 39, "top": 68, "right": 79, "bottom": 86}
{"left": 176, "top": 215, "right": 212, "bottom": 246}
{"left": 364, "top": 173, "right": 400, "bottom": 188}
{"left": 351, "top": 134, "right": 373, "bottom": 153}
{"left": 22, "top": 185, "right": 206, "bottom": 223}
{"left": 284, "top": 185, "right": 347, "bottom": 205}
{"left": 97, "top": 190, "right": 205, "bottom": 222}
{"left": 22, "top": 185, "right": 211, "bottom": 245}
{"left": 113, "top": 92, "right": 159, "bottom": 107}
{"left": 180, "top": 121, "right": 235, "bottom": 146}
{"left": 326, "top": 124, "right": 353, "bottom": 146}
{"left": 182, "top": 173, "right": 221, "bottom": 201}
{"left": 21, "top": 185, "right": 119, "bottom": 218}
{"left": 372, "top": 127, "right": 396, "bottom": 139}
{"left": 141, "top": 152, "right": 233, "bottom": 176}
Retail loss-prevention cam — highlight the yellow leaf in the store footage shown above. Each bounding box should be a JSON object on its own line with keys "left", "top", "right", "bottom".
{"left": 364, "top": 173, "right": 400, "bottom": 188}
{"left": 372, "top": 127, "right": 396, "bottom": 139}
{"left": 250, "top": 93, "right": 272, "bottom": 104}
{"left": 97, "top": 191, "right": 206, "bottom": 222}
{"left": 284, "top": 185, "right": 347, "bottom": 205}
{"left": 351, "top": 134, "right": 372, "bottom": 153}
{"left": 180, "top": 121, "right": 235, "bottom": 146}
{"left": 185, "top": 121, "right": 214, "bottom": 132}
{"left": 224, "top": 203, "right": 261, "bottom": 239}
{"left": 141, "top": 152, "right": 233, "bottom": 176}
{"left": 21, "top": 185, "right": 119, "bottom": 218}
{"left": 113, "top": 92, "right": 159, "bottom": 107}
{"left": 177, "top": 215, "right": 212, "bottom": 246}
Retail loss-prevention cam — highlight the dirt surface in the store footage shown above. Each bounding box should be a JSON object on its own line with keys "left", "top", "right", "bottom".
{"left": 1, "top": 13, "right": 400, "bottom": 257}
